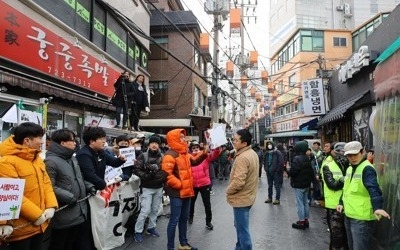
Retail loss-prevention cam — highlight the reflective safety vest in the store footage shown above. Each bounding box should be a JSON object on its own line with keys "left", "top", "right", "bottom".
{"left": 320, "top": 155, "right": 333, "bottom": 176}
{"left": 342, "top": 160, "right": 376, "bottom": 221}
{"left": 323, "top": 160, "right": 344, "bottom": 209}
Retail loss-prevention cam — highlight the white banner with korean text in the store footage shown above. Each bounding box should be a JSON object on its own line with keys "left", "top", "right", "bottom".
{"left": 89, "top": 176, "right": 140, "bottom": 250}
{"left": 301, "top": 78, "right": 326, "bottom": 116}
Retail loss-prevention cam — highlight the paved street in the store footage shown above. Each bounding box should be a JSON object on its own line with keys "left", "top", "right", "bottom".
{"left": 114, "top": 176, "right": 329, "bottom": 250}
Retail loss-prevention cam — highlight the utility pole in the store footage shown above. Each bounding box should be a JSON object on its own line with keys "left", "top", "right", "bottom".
{"left": 205, "top": 0, "right": 229, "bottom": 123}
{"left": 237, "top": 0, "right": 257, "bottom": 127}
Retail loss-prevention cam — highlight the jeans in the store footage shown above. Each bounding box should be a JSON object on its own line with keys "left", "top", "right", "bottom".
{"left": 344, "top": 217, "right": 374, "bottom": 250}
{"left": 189, "top": 185, "right": 212, "bottom": 223}
{"left": 115, "top": 105, "right": 128, "bottom": 127}
{"left": 266, "top": 172, "right": 282, "bottom": 200}
{"left": 233, "top": 206, "right": 252, "bottom": 250}
{"left": 135, "top": 187, "right": 163, "bottom": 233}
{"left": 167, "top": 197, "right": 191, "bottom": 250}
{"left": 294, "top": 188, "right": 310, "bottom": 220}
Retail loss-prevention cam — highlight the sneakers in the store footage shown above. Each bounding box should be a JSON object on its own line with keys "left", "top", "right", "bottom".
{"left": 273, "top": 199, "right": 280, "bottom": 205}
{"left": 209, "top": 190, "right": 215, "bottom": 196}
{"left": 146, "top": 227, "right": 160, "bottom": 237}
{"left": 206, "top": 222, "right": 214, "bottom": 230}
{"left": 114, "top": 125, "right": 121, "bottom": 129}
{"left": 292, "top": 221, "right": 307, "bottom": 230}
{"left": 178, "top": 243, "right": 198, "bottom": 250}
{"left": 134, "top": 232, "right": 143, "bottom": 243}
{"left": 312, "top": 200, "right": 321, "bottom": 206}
{"left": 188, "top": 217, "right": 193, "bottom": 224}
{"left": 264, "top": 198, "right": 272, "bottom": 203}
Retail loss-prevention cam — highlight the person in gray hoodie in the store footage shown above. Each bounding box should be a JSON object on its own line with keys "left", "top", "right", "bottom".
{"left": 45, "top": 129, "right": 96, "bottom": 250}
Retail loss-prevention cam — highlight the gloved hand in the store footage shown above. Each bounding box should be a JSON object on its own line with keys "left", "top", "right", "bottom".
{"left": 148, "top": 164, "right": 158, "bottom": 172}
{"left": 0, "top": 225, "right": 13, "bottom": 238}
{"left": 43, "top": 208, "right": 55, "bottom": 220}
{"left": 33, "top": 214, "right": 46, "bottom": 226}
{"left": 145, "top": 107, "right": 150, "bottom": 112}
{"left": 88, "top": 186, "right": 97, "bottom": 196}
{"left": 69, "top": 197, "right": 78, "bottom": 206}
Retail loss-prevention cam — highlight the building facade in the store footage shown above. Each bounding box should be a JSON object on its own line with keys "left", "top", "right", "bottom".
{"left": 0, "top": 0, "right": 151, "bottom": 141}
{"left": 144, "top": 0, "right": 211, "bottom": 138}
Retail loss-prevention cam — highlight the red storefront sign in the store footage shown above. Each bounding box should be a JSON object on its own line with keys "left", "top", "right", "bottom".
{"left": 0, "top": 2, "right": 120, "bottom": 97}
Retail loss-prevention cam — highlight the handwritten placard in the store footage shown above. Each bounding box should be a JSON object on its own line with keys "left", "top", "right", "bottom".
{"left": 119, "top": 147, "right": 136, "bottom": 168}
{"left": 0, "top": 178, "right": 25, "bottom": 220}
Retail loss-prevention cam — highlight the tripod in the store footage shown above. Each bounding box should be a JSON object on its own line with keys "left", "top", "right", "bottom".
{"left": 121, "top": 79, "right": 132, "bottom": 130}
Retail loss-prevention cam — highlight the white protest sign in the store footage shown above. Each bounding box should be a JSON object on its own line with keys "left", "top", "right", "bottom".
{"left": 208, "top": 124, "right": 228, "bottom": 148}
{"left": 119, "top": 147, "right": 136, "bottom": 168}
{"left": 104, "top": 166, "right": 122, "bottom": 185}
{"left": 0, "top": 178, "right": 25, "bottom": 220}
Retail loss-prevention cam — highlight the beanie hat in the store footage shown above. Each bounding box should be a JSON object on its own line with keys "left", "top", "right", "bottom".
{"left": 190, "top": 141, "right": 200, "bottom": 149}
{"left": 149, "top": 136, "right": 161, "bottom": 145}
{"left": 294, "top": 141, "right": 308, "bottom": 153}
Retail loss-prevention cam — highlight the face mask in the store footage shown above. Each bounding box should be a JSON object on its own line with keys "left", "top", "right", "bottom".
{"left": 267, "top": 145, "right": 273, "bottom": 150}
{"left": 135, "top": 146, "right": 141, "bottom": 151}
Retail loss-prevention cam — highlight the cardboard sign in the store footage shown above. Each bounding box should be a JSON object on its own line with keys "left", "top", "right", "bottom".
{"left": 0, "top": 178, "right": 25, "bottom": 220}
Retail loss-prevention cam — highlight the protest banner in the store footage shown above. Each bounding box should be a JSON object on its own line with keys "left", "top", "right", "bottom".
{"left": 89, "top": 176, "right": 140, "bottom": 250}
{"left": 207, "top": 123, "right": 228, "bottom": 148}
{"left": 0, "top": 178, "right": 25, "bottom": 220}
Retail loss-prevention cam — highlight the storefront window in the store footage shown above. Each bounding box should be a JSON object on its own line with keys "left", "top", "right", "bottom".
{"left": 47, "top": 108, "right": 63, "bottom": 131}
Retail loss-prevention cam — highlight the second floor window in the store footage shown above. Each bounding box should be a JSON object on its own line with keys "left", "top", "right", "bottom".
{"left": 150, "top": 36, "right": 169, "bottom": 60}
{"left": 333, "top": 37, "right": 347, "bottom": 47}
{"left": 149, "top": 81, "right": 168, "bottom": 105}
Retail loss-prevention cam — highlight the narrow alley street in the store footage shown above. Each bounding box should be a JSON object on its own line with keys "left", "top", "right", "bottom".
{"left": 114, "top": 176, "right": 329, "bottom": 250}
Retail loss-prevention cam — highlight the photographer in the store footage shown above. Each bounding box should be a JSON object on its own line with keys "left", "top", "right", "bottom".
{"left": 112, "top": 71, "right": 132, "bottom": 129}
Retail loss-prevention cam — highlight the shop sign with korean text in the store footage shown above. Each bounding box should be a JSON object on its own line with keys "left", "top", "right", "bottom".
{"left": 301, "top": 78, "right": 326, "bottom": 116}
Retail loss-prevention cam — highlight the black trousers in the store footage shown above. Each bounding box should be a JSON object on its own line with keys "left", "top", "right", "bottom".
{"left": 48, "top": 221, "right": 93, "bottom": 250}
{"left": 189, "top": 185, "right": 212, "bottom": 223}
{"left": 130, "top": 105, "right": 143, "bottom": 130}
{"left": 5, "top": 230, "right": 48, "bottom": 250}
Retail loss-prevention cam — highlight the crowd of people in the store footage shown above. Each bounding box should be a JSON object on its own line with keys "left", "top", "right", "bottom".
{"left": 0, "top": 122, "right": 391, "bottom": 250}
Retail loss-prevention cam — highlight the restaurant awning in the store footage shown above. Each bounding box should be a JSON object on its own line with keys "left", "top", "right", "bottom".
{"left": 299, "top": 117, "right": 319, "bottom": 130}
{"left": 317, "top": 90, "right": 369, "bottom": 126}
{"left": 265, "top": 130, "right": 317, "bottom": 138}
{"left": 139, "top": 119, "right": 192, "bottom": 128}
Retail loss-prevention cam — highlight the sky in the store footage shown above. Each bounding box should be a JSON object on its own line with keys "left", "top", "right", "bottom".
{"left": 180, "top": 0, "right": 270, "bottom": 119}
{"left": 180, "top": 0, "right": 270, "bottom": 69}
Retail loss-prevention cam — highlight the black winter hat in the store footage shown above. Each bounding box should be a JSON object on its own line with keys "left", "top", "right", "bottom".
{"left": 149, "top": 136, "right": 161, "bottom": 145}
{"left": 294, "top": 141, "right": 308, "bottom": 153}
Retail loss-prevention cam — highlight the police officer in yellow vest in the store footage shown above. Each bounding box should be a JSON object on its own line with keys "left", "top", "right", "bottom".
{"left": 321, "top": 142, "right": 349, "bottom": 250}
{"left": 337, "top": 141, "right": 390, "bottom": 250}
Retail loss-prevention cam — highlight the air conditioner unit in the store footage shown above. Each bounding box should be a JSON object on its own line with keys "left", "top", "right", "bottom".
{"left": 336, "top": 5, "right": 344, "bottom": 11}
{"left": 344, "top": 3, "right": 352, "bottom": 17}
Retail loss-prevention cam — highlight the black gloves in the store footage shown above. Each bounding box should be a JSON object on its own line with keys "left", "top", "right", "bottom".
{"left": 88, "top": 186, "right": 97, "bottom": 196}
{"left": 69, "top": 197, "right": 78, "bottom": 206}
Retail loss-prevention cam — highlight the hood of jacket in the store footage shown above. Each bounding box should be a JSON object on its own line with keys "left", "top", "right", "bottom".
{"left": 0, "top": 136, "right": 39, "bottom": 161}
{"left": 166, "top": 129, "right": 188, "bottom": 154}
{"left": 46, "top": 141, "right": 75, "bottom": 160}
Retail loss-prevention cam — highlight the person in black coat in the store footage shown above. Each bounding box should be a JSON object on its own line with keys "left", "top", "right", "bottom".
{"left": 289, "top": 140, "right": 315, "bottom": 229}
{"left": 76, "top": 127, "right": 126, "bottom": 191}
{"left": 113, "top": 71, "right": 132, "bottom": 129}
{"left": 45, "top": 129, "right": 95, "bottom": 250}
{"left": 130, "top": 74, "right": 149, "bottom": 131}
